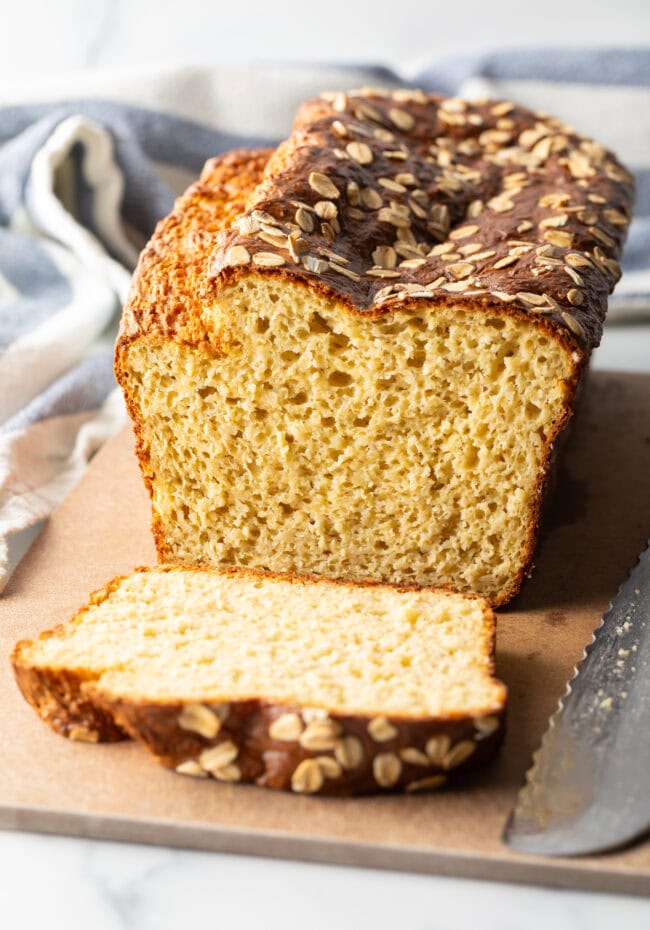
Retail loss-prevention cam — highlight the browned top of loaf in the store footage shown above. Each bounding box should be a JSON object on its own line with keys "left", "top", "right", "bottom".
{"left": 121, "top": 88, "right": 634, "bottom": 355}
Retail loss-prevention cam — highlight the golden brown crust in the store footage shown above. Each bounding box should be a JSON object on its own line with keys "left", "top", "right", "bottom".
{"left": 12, "top": 662, "right": 127, "bottom": 743}
{"left": 116, "top": 147, "right": 273, "bottom": 353}
{"left": 11, "top": 566, "right": 506, "bottom": 796}
{"left": 12, "top": 573, "right": 134, "bottom": 743}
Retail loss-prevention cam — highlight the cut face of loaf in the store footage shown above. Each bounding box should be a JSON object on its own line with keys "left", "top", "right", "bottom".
{"left": 116, "top": 91, "right": 633, "bottom": 605}
{"left": 12, "top": 567, "right": 507, "bottom": 796}
{"left": 127, "top": 288, "right": 574, "bottom": 605}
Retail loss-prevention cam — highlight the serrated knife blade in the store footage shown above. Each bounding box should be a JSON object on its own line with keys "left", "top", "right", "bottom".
{"left": 504, "top": 539, "right": 650, "bottom": 856}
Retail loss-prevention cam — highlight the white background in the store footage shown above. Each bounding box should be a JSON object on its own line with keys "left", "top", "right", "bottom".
{"left": 0, "top": 0, "right": 649, "bottom": 75}
{"left": 1, "top": 1, "right": 649, "bottom": 927}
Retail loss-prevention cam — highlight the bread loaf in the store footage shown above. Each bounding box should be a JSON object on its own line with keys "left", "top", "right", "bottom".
{"left": 12, "top": 567, "right": 506, "bottom": 795}
{"left": 116, "top": 89, "right": 633, "bottom": 604}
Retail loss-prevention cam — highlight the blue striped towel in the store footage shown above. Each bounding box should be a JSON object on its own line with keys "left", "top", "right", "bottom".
{"left": 1, "top": 49, "right": 648, "bottom": 589}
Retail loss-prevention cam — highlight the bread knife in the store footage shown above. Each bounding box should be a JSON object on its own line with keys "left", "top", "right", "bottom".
{"left": 504, "top": 539, "right": 650, "bottom": 856}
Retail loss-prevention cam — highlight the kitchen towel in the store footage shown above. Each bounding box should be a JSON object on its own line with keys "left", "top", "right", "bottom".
{"left": 1, "top": 48, "right": 648, "bottom": 589}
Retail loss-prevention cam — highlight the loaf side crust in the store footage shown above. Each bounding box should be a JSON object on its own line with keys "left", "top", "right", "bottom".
{"left": 117, "top": 147, "right": 273, "bottom": 350}
{"left": 115, "top": 149, "right": 272, "bottom": 560}
{"left": 12, "top": 566, "right": 506, "bottom": 796}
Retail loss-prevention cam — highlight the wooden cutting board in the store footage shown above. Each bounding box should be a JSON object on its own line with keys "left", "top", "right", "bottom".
{"left": 2, "top": 370, "right": 650, "bottom": 894}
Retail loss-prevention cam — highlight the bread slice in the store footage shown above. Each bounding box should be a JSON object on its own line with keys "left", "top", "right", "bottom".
{"left": 12, "top": 567, "right": 506, "bottom": 795}
{"left": 115, "top": 90, "right": 633, "bottom": 606}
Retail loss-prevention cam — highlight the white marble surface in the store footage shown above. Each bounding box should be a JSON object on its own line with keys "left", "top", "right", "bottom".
{"left": 2, "top": 1, "right": 650, "bottom": 925}
{"left": 8, "top": 829, "right": 650, "bottom": 930}
{"left": 2, "top": 829, "right": 650, "bottom": 930}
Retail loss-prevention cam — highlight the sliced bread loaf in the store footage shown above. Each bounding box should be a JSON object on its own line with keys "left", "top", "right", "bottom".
{"left": 116, "top": 90, "right": 633, "bottom": 605}
{"left": 12, "top": 567, "right": 506, "bottom": 795}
